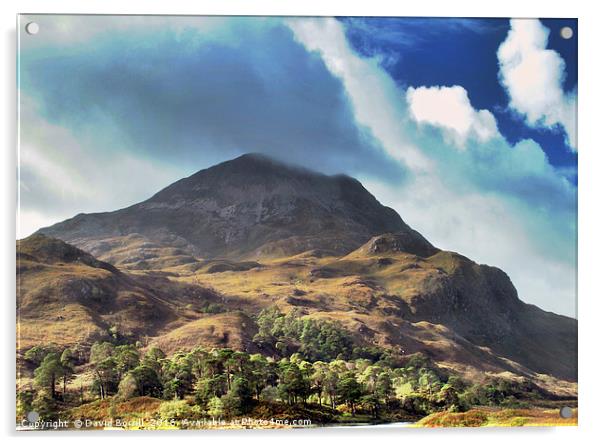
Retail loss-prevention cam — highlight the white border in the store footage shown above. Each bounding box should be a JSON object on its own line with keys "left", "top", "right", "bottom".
{"left": 2, "top": 1, "right": 600, "bottom": 444}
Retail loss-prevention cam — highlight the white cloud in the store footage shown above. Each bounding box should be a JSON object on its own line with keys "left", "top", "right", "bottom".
{"left": 287, "top": 17, "right": 433, "bottom": 173}
{"left": 406, "top": 85, "right": 500, "bottom": 149}
{"left": 497, "top": 19, "right": 577, "bottom": 150}
{"left": 288, "top": 18, "right": 576, "bottom": 317}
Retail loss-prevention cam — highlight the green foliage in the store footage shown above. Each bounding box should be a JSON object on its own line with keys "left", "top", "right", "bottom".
{"left": 116, "top": 373, "right": 139, "bottom": 400}
{"left": 457, "top": 378, "right": 539, "bottom": 409}
{"left": 200, "top": 303, "right": 226, "bottom": 314}
{"left": 128, "top": 365, "right": 163, "bottom": 398}
{"left": 89, "top": 342, "right": 120, "bottom": 399}
{"left": 31, "top": 392, "right": 60, "bottom": 421}
{"left": 278, "top": 362, "right": 311, "bottom": 405}
{"left": 232, "top": 376, "right": 253, "bottom": 408}
{"left": 195, "top": 375, "right": 227, "bottom": 406}
{"left": 220, "top": 392, "right": 241, "bottom": 417}
{"left": 336, "top": 372, "right": 363, "bottom": 413}
{"left": 60, "top": 348, "right": 76, "bottom": 368}
{"left": 254, "top": 308, "right": 353, "bottom": 361}
{"left": 17, "top": 390, "right": 35, "bottom": 418}
{"left": 206, "top": 396, "right": 224, "bottom": 418}
{"left": 500, "top": 396, "right": 528, "bottom": 409}
{"left": 33, "top": 352, "right": 65, "bottom": 399}
{"left": 352, "top": 346, "right": 389, "bottom": 363}
{"left": 159, "top": 399, "right": 193, "bottom": 420}
{"left": 218, "top": 375, "right": 255, "bottom": 418}
{"left": 399, "top": 393, "right": 433, "bottom": 415}
{"left": 25, "top": 344, "right": 60, "bottom": 367}
{"left": 162, "top": 352, "right": 194, "bottom": 399}
{"left": 90, "top": 342, "right": 116, "bottom": 363}
{"left": 21, "top": 340, "right": 540, "bottom": 423}
{"left": 142, "top": 346, "right": 166, "bottom": 373}
{"left": 114, "top": 344, "right": 140, "bottom": 378}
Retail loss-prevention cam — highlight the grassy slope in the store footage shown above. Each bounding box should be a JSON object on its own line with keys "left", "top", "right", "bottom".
{"left": 416, "top": 407, "right": 578, "bottom": 427}
{"left": 16, "top": 235, "right": 577, "bottom": 398}
{"left": 17, "top": 236, "right": 222, "bottom": 352}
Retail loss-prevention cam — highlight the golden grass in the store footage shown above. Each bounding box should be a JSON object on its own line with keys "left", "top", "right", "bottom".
{"left": 416, "top": 407, "right": 578, "bottom": 428}
{"left": 17, "top": 305, "right": 106, "bottom": 351}
{"left": 67, "top": 396, "right": 163, "bottom": 421}
{"left": 147, "top": 312, "right": 256, "bottom": 355}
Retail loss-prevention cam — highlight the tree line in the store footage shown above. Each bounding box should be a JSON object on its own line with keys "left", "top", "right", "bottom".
{"left": 19, "top": 336, "right": 539, "bottom": 422}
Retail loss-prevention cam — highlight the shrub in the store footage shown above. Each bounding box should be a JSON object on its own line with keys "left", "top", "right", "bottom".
{"left": 159, "top": 400, "right": 193, "bottom": 421}
{"left": 419, "top": 410, "right": 488, "bottom": 427}
{"left": 509, "top": 416, "right": 527, "bottom": 427}
{"left": 17, "top": 390, "right": 35, "bottom": 418}
{"left": 32, "top": 393, "right": 60, "bottom": 421}
{"left": 206, "top": 396, "right": 224, "bottom": 418}
{"left": 116, "top": 373, "right": 138, "bottom": 400}
{"left": 202, "top": 303, "right": 226, "bottom": 314}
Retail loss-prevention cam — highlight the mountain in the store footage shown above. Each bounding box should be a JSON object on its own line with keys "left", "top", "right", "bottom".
{"left": 22, "top": 154, "right": 577, "bottom": 395}
{"left": 16, "top": 234, "right": 243, "bottom": 352}
{"left": 37, "top": 153, "right": 437, "bottom": 268}
{"left": 341, "top": 238, "right": 577, "bottom": 382}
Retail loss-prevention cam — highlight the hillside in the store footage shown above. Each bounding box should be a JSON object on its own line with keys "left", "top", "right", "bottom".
{"left": 17, "top": 234, "right": 231, "bottom": 352}
{"left": 19, "top": 154, "right": 577, "bottom": 398}
{"left": 169, "top": 235, "right": 576, "bottom": 389}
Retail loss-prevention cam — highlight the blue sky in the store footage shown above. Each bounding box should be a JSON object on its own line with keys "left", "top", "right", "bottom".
{"left": 341, "top": 17, "right": 578, "bottom": 178}
{"left": 18, "top": 15, "right": 577, "bottom": 316}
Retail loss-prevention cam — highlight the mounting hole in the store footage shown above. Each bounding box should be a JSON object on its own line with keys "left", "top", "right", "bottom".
{"left": 560, "top": 26, "right": 573, "bottom": 39}
{"left": 559, "top": 406, "right": 573, "bottom": 418}
{"left": 26, "top": 411, "right": 39, "bottom": 423}
{"left": 25, "top": 22, "right": 39, "bottom": 35}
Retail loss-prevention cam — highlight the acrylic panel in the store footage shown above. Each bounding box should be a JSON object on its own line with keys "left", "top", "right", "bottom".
{"left": 16, "top": 14, "right": 577, "bottom": 430}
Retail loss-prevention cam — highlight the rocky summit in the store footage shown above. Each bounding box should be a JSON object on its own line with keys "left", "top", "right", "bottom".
{"left": 37, "top": 153, "right": 435, "bottom": 267}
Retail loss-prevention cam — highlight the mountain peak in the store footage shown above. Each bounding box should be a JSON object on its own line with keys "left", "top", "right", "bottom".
{"left": 179, "top": 152, "right": 325, "bottom": 186}
{"left": 230, "top": 152, "right": 275, "bottom": 163}
{"left": 215, "top": 152, "right": 284, "bottom": 171}
{"left": 38, "top": 154, "right": 430, "bottom": 263}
